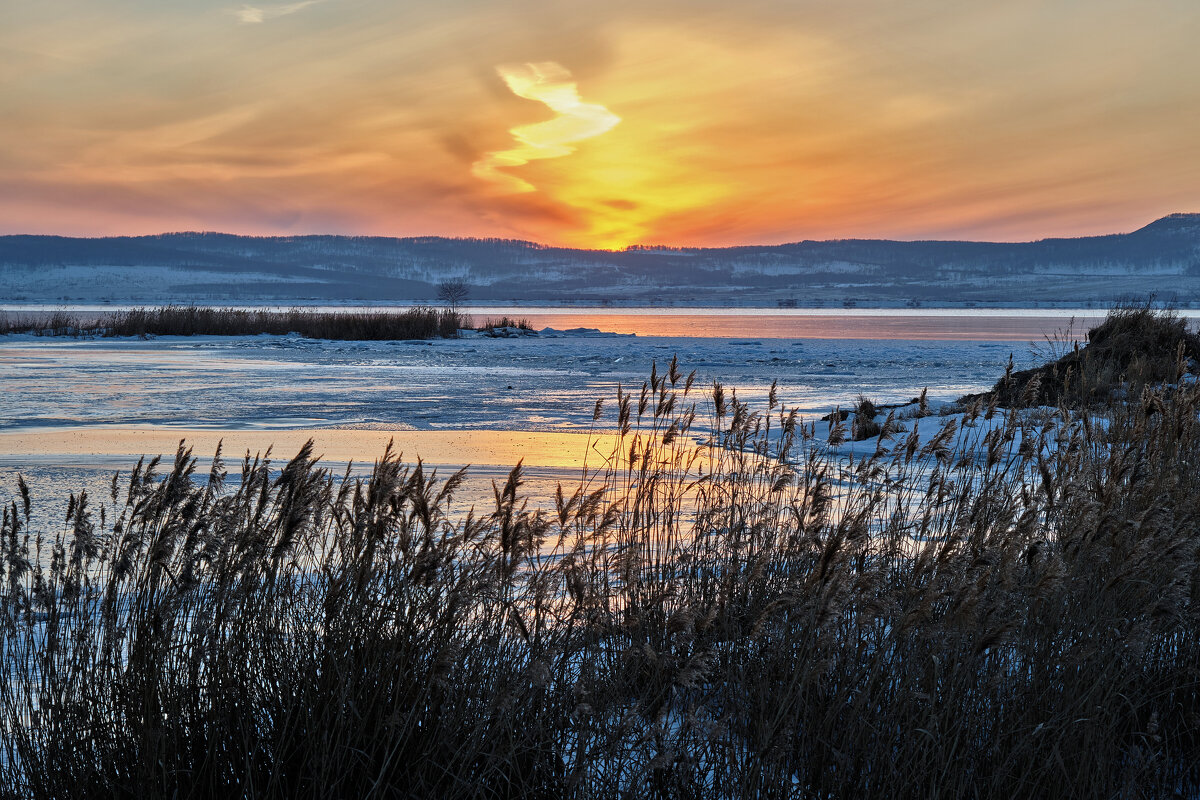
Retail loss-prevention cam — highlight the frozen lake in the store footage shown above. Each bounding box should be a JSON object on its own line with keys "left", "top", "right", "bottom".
{"left": 2, "top": 304, "right": 1134, "bottom": 339}
{"left": 2, "top": 329, "right": 1040, "bottom": 433}
{"left": 0, "top": 307, "right": 1082, "bottom": 514}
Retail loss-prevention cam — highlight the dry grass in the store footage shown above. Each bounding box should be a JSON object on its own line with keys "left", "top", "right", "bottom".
{"left": 475, "top": 315, "right": 534, "bottom": 331}
{"left": 2, "top": 351, "right": 1199, "bottom": 797}
{"left": 0, "top": 310, "right": 90, "bottom": 337}
{"left": 0, "top": 305, "right": 469, "bottom": 340}
{"left": 969, "top": 303, "right": 1200, "bottom": 408}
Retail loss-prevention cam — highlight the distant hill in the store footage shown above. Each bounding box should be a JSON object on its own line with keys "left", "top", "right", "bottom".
{"left": 3, "top": 214, "right": 1199, "bottom": 307}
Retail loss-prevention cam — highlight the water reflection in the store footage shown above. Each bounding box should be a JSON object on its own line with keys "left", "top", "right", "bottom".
{"left": 0, "top": 305, "right": 1136, "bottom": 340}
{"left": 475, "top": 311, "right": 1108, "bottom": 340}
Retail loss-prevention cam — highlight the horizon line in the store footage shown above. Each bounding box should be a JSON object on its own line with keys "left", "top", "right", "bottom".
{"left": 1, "top": 211, "right": 1196, "bottom": 251}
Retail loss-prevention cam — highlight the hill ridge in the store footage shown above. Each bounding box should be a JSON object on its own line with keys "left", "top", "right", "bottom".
{"left": 3, "top": 215, "right": 1199, "bottom": 307}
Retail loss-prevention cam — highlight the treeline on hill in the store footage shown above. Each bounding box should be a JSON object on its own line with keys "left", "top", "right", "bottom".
{"left": 0, "top": 305, "right": 469, "bottom": 340}
{"left": 3, "top": 319, "right": 1200, "bottom": 798}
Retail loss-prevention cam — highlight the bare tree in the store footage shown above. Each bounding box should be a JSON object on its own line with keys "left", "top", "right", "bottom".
{"left": 436, "top": 278, "right": 469, "bottom": 308}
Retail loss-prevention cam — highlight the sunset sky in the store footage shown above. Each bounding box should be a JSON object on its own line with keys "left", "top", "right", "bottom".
{"left": 3, "top": 0, "right": 1199, "bottom": 249}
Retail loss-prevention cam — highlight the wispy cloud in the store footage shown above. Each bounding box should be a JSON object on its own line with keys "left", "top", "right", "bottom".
{"left": 9, "top": 2, "right": 1200, "bottom": 246}
{"left": 232, "top": 0, "right": 323, "bottom": 24}
{"left": 473, "top": 62, "right": 620, "bottom": 194}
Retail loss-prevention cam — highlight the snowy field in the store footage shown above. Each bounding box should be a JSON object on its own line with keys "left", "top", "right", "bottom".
{"left": 0, "top": 311, "right": 1060, "bottom": 518}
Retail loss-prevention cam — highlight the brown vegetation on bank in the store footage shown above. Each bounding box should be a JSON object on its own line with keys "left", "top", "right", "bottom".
{"left": 0, "top": 305, "right": 469, "bottom": 340}
{"left": 475, "top": 315, "right": 534, "bottom": 331}
{"left": 965, "top": 304, "right": 1200, "bottom": 408}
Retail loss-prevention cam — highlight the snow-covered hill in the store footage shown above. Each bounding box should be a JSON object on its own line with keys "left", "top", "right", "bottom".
{"left": 3, "top": 214, "right": 1199, "bottom": 307}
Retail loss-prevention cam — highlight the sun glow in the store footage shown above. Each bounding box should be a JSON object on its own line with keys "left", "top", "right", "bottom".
{"left": 5, "top": 3, "right": 1199, "bottom": 246}
{"left": 471, "top": 56, "right": 733, "bottom": 250}
{"left": 472, "top": 62, "right": 620, "bottom": 194}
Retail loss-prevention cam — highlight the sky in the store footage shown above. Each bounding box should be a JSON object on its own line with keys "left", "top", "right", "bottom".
{"left": 3, "top": 0, "right": 1199, "bottom": 249}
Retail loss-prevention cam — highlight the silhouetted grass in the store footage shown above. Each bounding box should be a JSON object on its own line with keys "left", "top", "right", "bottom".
{"left": 3, "top": 344, "right": 1200, "bottom": 797}
{"left": 967, "top": 302, "right": 1200, "bottom": 407}
{"left": 475, "top": 315, "right": 533, "bottom": 331}
{"left": 0, "top": 305, "right": 469, "bottom": 340}
{"left": 0, "top": 310, "right": 91, "bottom": 337}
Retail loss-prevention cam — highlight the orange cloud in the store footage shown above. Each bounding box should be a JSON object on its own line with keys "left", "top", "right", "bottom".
{"left": 3, "top": 2, "right": 1199, "bottom": 246}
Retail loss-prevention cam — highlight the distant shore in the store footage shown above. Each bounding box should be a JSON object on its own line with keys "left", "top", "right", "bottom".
{"left": 7, "top": 303, "right": 1198, "bottom": 341}
{"left": 6, "top": 300, "right": 1198, "bottom": 313}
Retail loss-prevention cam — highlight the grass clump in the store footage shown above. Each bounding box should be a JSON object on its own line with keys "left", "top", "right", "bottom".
{"left": 969, "top": 302, "right": 1200, "bottom": 408}
{"left": 3, "top": 357, "right": 1200, "bottom": 798}
{"left": 850, "top": 394, "right": 881, "bottom": 440}
{"left": 1, "top": 305, "right": 470, "bottom": 340}
{"left": 475, "top": 315, "right": 534, "bottom": 331}
{"left": 0, "top": 310, "right": 90, "bottom": 337}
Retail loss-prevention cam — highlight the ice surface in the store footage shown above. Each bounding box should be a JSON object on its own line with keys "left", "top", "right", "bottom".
{"left": 0, "top": 333, "right": 1030, "bottom": 433}
{"left": 0, "top": 328, "right": 1040, "bottom": 516}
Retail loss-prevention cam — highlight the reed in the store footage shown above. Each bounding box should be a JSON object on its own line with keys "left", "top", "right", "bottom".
{"left": 0, "top": 305, "right": 470, "bottom": 340}
{"left": 2, "top": 328, "right": 1199, "bottom": 798}
{"left": 0, "top": 310, "right": 90, "bottom": 337}
{"left": 475, "top": 315, "right": 534, "bottom": 331}
{"left": 971, "top": 301, "right": 1200, "bottom": 408}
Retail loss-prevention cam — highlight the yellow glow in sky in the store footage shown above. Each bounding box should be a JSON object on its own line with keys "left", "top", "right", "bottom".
{"left": 472, "top": 62, "right": 621, "bottom": 194}
{"left": 1, "top": 1, "right": 1199, "bottom": 248}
